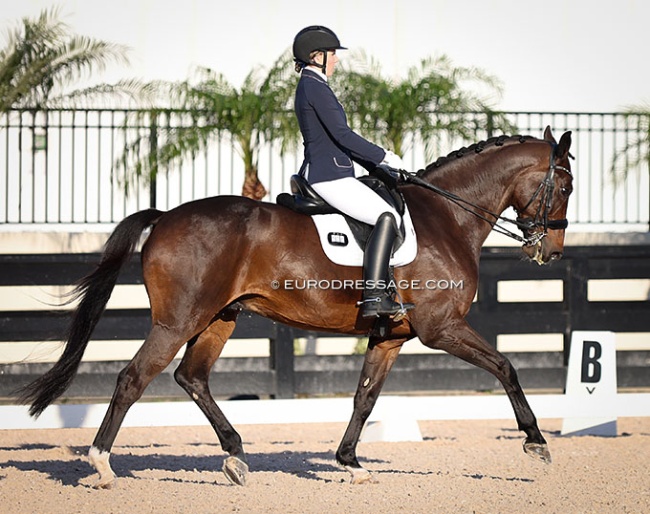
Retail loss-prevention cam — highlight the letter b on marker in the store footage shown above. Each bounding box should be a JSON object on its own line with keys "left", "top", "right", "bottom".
{"left": 581, "top": 341, "right": 602, "bottom": 383}
{"left": 562, "top": 331, "right": 617, "bottom": 436}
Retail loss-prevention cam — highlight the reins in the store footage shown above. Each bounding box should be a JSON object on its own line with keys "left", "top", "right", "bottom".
{"left": 400, "top": 172, "right": 537, "bottom": 244}
{"left": 397, "top": 143, "right": 572, "bottom": 247}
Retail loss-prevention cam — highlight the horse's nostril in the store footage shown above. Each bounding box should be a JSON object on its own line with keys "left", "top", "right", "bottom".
{"left": 550, "top": 251, "right": 563, "bottom": 261}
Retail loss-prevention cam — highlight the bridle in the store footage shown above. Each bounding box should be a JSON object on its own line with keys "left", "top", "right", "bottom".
{"left": 398, "top": 142, "right": 572, "bottom": 247}
{"left": 514, "top": 144, "right": 572, "bottom": 245}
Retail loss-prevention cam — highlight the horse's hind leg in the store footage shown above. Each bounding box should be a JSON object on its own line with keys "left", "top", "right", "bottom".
{"left": 336, "top": 337, "right": 406, "bottom": 484}
{"left": 424, "top": 320, "right": 550, "bottom": 463}
{"left": 88, "top": 323, "right": 189, "bottom": 488}
{"left": 173, "top": 311, "right": 249, "bottom": 486}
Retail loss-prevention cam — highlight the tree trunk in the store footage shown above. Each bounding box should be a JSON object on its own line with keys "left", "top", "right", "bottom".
{"left": 241, "top": 167, "right": 267, "bottom": 200}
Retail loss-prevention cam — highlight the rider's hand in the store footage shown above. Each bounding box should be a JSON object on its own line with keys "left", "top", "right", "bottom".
{"left": 372, "top": 163, "right": 403, "bottom": 187}
{"left": 381, "top": 150, "right": 405, "bottom": 170}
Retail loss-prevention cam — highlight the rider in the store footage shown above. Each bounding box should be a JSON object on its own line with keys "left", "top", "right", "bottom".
{"left": 292, "top": 25, "right": 415, "bottom": 319}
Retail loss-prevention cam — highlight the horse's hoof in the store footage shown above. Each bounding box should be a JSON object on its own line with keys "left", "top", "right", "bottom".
{"left": 93, "top": 475, "right": 116, "bottom": 489}
{"left": 523, "top": 441, "right": 552, "bottom": 464}
{"left": 345, "top": 466, "right": 378, "bottom": 485}
{"left": 88, "top": 447, "right": 116, "bottom": 489}
{"left": 222, "top": 456, "right": 249, "bottom": 486}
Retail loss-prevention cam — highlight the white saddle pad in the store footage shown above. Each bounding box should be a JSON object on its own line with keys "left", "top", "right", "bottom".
{"left": 310, "top": 206, "right": 418, "bottom": 267}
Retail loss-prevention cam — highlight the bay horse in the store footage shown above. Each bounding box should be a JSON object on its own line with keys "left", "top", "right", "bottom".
{"left": 18, "top": 127, "right": 573, "bottom": 488}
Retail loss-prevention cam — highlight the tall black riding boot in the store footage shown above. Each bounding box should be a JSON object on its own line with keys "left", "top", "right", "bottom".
{"left": 359, "top": 212, "right": 415, "bottom": 318}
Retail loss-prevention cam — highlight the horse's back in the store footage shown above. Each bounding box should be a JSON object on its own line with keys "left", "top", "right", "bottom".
{"left": 147, "top": 196, "right": 297, "bottom": 242}
{"left": 141, "top": 195, "right": 317, "bottom": 284}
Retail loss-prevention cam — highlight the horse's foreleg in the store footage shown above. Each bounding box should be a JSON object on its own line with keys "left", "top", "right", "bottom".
{"left": 88, "top": 324, "right": 188, "bottom": 488}
{"left": 174, "top": 314, "right": 249, "bottom": 486}
{"left": 336, "top": 337, "right": 405, "bottom": 484}
{"left": 426, "top": 321, "right": 550, "bottom": 463}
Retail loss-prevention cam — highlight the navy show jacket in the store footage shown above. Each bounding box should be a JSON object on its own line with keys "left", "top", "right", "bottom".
{"left": 295, "top": 68, "right": 385, "bottom": 184}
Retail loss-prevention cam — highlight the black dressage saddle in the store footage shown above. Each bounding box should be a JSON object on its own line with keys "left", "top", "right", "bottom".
{"left": 276, "top": 173, "right": 406, "bottom": 250}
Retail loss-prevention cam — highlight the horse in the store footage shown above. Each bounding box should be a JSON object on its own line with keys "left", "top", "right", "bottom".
{"left": 17, "top": 126, "right": 573, "bottom": 488}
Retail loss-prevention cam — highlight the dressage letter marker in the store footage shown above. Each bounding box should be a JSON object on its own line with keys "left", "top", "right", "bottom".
{"left": 561, "top": 331, "right": 617, "bottom": 436}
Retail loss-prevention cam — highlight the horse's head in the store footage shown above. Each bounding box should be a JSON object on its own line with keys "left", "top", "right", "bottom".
{"left": 512, "top": 127, "right": 573, "bottom": 265}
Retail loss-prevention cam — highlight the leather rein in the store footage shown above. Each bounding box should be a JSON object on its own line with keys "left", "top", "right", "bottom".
{"left": 397, "top": 143, "right": 572, "bottom": 247}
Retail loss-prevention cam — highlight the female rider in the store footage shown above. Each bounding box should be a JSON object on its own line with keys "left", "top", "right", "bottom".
{"left": 292, "top": 25, "right": 414, "bottom": 319}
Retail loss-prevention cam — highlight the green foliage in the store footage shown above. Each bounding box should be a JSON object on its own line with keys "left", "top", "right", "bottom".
{"left": 334, "top": 51, "right": 515, "bottom": 161}
{"left": 1, "top": 7, "right": 521, "bottom": 197}
{"left": 118, "top": 52, "right": 300, "bottom": 198}
{"left": 0, "top": 6, "right": 140, "bottom": 110}
{"left": 123, "top": 50, "right": 515, "bottom": 197}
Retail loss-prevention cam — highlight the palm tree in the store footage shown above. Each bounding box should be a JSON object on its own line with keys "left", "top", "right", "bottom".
{"left": 0, "top": 6, "right": 142, "bottom": 110}
{"left": 122, "top": 52, "right": 299, "bottom": 200}
{"left": 334, "top": 52, "right": 514, "bottom": 162}
{"left": 129, "top": 51, "right": 513, "bottom": 199}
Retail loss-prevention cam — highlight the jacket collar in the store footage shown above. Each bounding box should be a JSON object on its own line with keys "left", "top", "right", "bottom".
{"left": 302, "top": 67, "right": 328, "bottom": 83}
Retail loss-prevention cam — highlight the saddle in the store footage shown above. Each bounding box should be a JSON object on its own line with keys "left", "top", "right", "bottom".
{"left": 276, "top": 173, "right": 406, "bottom": 250}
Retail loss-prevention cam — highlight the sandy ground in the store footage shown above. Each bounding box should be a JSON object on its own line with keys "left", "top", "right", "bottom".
{"left": 0, "top": 417, "right": 648, "bottom": 514}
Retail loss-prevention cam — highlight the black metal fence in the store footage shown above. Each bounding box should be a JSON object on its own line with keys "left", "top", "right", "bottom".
{"left": 1, "top": 109, "right": 648, "bottom": 228}
{"left": 1, "top": 246, "right": 648, "bottom": 401}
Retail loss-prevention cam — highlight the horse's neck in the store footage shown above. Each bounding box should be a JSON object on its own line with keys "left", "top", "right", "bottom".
{"left": 418, "top": 145, "right": 536, "bottom": 242}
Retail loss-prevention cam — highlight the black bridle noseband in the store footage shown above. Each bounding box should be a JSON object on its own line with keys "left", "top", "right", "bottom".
{"left": 397, "top": 143, "right": 572, "bottom": 247}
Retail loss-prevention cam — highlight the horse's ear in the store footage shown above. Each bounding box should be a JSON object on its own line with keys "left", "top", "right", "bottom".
{"left": 543, "top": 126, "right": 556, "bottom": 144}
{"left": 556, "top": 131, "right": 572, "bottom": 160}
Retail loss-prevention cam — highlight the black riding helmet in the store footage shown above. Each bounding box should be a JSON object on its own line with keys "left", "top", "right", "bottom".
{"left": 293, "top": 25, "right": 346, "bottom": 70}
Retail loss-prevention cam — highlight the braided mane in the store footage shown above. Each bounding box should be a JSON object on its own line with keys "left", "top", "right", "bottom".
{"left": 417, "top": 134, "right": 536, "bottom": 177}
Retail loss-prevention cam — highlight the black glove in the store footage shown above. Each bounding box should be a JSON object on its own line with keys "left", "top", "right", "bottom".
{"left": 372, "top": 163, "right": 405, "bottom": 188}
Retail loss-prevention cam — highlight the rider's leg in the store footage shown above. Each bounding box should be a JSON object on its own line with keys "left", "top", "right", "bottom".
{"left": 311, "top": 177, "right": 400, "bottom": 225}
{"left": 311, "top": 178, "right": 414, "bottom": 318}
{"left": 358, "top": 212, "right": 414, "bottom": 317}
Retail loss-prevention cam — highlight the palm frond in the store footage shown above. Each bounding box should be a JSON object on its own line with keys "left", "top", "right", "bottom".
{"left": 335, "top": 52, "right": 507, "bottom": 158}
{"left": 116, "top": 50, "right": 301, "bottom": 197}
{"left": 0, "top": 6, "right": 132, "bottom": 110}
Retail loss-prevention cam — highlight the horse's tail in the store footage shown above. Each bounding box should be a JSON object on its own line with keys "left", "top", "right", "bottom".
{"left": 17, "top": 208, "right": 164, "bottom": 417}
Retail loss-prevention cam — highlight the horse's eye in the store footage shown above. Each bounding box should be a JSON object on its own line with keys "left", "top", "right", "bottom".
{"left": 560, "top": 187, "right": 572, "bottom": 197}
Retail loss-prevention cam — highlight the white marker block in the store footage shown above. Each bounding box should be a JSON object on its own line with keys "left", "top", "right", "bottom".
{"left": 561, "top": 331, "right": 617, "bottom": 436}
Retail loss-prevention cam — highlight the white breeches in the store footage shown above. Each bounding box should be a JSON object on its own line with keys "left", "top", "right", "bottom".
{"left": 311, "top": 177, "right": 399, "bottom": 226}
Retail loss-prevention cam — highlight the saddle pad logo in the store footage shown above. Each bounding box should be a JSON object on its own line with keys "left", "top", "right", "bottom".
{"left": 327, "top": 232, "right": 348, "bottom": 246}
{"left": 311, "top": 210, "right": 417, "bottom": 267}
